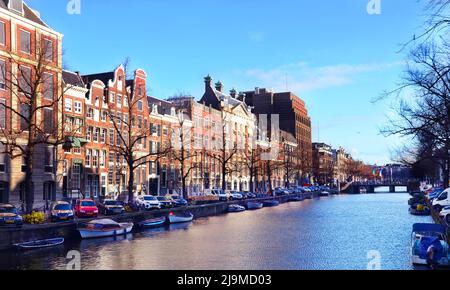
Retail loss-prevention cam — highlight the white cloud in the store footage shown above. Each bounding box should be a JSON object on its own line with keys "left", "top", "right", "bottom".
{"left": 238, "top": 61, "right": 403, "bottom": 93}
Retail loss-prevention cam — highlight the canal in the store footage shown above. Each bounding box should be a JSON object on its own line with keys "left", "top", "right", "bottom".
{"left": 0, "top": 193, "right": 432, "bottom": 270}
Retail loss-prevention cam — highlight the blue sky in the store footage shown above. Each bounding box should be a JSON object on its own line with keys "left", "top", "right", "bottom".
{"left": 27, "top": 0, "right": 428, "bottom": 165}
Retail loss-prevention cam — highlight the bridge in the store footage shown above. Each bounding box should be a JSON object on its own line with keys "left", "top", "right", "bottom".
{"left": 341, "top": 181, "right": 419, "bottom": 194}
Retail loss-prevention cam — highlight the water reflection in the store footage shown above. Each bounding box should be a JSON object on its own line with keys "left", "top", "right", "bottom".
{"left": 0, "top": 193, "right": 431, "bottom": 270}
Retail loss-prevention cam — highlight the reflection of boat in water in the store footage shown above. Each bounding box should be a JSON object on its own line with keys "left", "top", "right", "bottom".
{"left": 168, "top": 222, "right": 192, "bottom": 231}
{"left": 78, "top": 234, "right": 133, "bottom": 250}
{"left": 78, "top": 219, "right": 133, "bottom": 239}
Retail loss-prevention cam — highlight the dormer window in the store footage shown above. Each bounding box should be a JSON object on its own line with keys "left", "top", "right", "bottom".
{"left": 9, "top": 0, "right": 24, "bottom": 15}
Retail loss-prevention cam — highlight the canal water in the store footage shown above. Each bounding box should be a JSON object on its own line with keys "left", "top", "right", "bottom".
{"left": 0, "top": 193, "right": 432, "bottom": 270}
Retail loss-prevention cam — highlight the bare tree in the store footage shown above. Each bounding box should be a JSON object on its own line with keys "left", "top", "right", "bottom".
{"left": 382, "top": 42, "right": 450, "bottom": 186}
{"left": 169, "top": 109, "right": 196, "bottom": 200}
{"left": 107, "top": 59, "right": 167, "bottom": 203}
{"left": 0, "top": 41, "right": 71, "bottom": 213}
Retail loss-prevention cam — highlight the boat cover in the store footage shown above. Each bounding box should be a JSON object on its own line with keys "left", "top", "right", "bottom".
{"left": 88, "top": 219, "right": 120, "bottom": 226}
{"left": 413, "top": 223, "right": 446, "bottom": 234}
{"left": 418, "top": 236, "right": 444, "bottom": 260}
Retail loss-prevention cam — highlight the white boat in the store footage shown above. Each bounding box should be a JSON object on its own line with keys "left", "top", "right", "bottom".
{"left": 168, "top": 212, "right": 194, "bottom": 224}
{"left": 247, "top": 202, "right": 263, "bottom": 210}
{"left": 78, "top": 219, "right": 134, "bottom": 239}
{"left": 228, "top": 204, "right": 246, "bottom": 213}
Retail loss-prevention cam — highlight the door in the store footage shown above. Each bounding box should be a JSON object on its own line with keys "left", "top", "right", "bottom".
{"left": 148, "top": 178, "right": 159, "bottom": 195}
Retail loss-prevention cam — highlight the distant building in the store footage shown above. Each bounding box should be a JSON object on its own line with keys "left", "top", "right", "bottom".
{"left": 312, "top": 143, "right": 334, "bottom": 185}
{"left": 241, "top": 88, "right": 312, "bottom": 181}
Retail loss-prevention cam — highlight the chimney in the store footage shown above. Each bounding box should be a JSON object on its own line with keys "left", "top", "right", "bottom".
{"left": 255, "top": 87, "right": 260, "bottom": 94}
{"left": 215, "top": 81, "right": 223, "bottom": 93}
{"left": 239, "top": 92, "right": 246, "bottom": 102}
{"left": 230, "top": 88, "right": 237, "bottom": 98}
{"left": 204, "top": 74, "right": 212, "bottom": 90}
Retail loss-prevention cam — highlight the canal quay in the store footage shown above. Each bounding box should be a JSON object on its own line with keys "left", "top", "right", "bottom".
{"left": 0, "top": 192, "right": 433, "bottom": 270}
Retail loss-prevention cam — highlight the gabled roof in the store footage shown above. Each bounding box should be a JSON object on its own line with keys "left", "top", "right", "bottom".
{"left": 62, "top": 70, "right": 85, "bottom": 88}
{"left": 81, "top": 72, "right": 115, "bottom": 87}
{"left": 0, "top": 1, "right": 48, "bottom": 27}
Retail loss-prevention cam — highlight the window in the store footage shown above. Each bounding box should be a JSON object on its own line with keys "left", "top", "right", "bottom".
{"left": 20, "top": 103, "right": 30, "bottom": 131}
{"left": 43, "top": 73, "right": 54, "bottom": 100}
{"left": 137, "top": 100, "right": 143, "bottom": 111}
{"left": 44, "top": 108, "right": 54, "bottom": 134}
{"left": 117, "top": 95, "right": 122, "bottom": 107}
{"left": 0, "top": 99, "right": 5, "bottom": 129}
{"left": 138, "top": 86, "right": 142, "bottom": 96}
{"left": 101, "top": 110, "right": 107, "bottom": 122}
{"left": 44, "top": 147, "right": 53, "bottom": 173}
{"left": 100, "top": 129, "right": 106, "bottom": 143}
{"left": 87, "top": 127, "right": 92, "bottom": 141}
{"left": 109, "top": 152, "right": 114, "bottom": 164}
{"left": 43, "top": 38, "right": 53, "bottom": 61}
{"left": 86, "top": 149, "right": 91, "bottom": 167}
{"left": 92, "top": 150, "right": 98, "bottom": 168}
{"left": 9, "top": 0, "right": 24, "bottom": 13}
{"left": 0, "top": 59, "right": 5, "bottom": 89}
{"left": 19, "top": 66, "right": 31, "bottom": 95}
{"left": 19, "top": 29, "right": 31, "bottom": 54}
{"left": 86, "top": 107, "right": 93, "bottom": 118}
{"left": 108, "top": 166, "right": 114, "bottom": 185}
{"left": 93, "top": 127, "right": 99, "bottom": 142}
{"left": 64, "top": 98, "right": 72, "bottom": 112}
{"left": 100, "top": 150, "right": 106, "bottom": 168}
{"left": 74, "top": 101, "right": 82, "bottom": 114}
{"left": 110, "top": 92, "right": 115, "bottom": 103}
{"left": 109, "top": 129, "right": 114, "bottom": 145}
{"left": 73, "top": 147, "right": 81, "bottom": 155}
{"left": 75, "top": 118, "right": 83, "bottom": 134}
{"left": 0, "top": 21, "right": 5, "bottom": 46}
{"left": 71, "top": 164, "right": 81, "bottom": 189}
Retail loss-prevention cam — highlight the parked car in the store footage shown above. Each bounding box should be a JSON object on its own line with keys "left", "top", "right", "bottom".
{"left": 439, "top": 206, "right": 450, "bottom": 224}
{"left": 274, "top": 188, "right": 289, "bottom": 196}
{"left": 98, "top": 200, "right": 125, "bottom": 215}
{"left": 136, "top": 195, "right": 161, "bottom": 210}
{"left": 74, "top": 199, "right": 99, "bottom": 218}
{"left": 157, "top": 196, "right": 174, "bottom": 209}
{"left": 50, "top": 201, "right": 75, "bottom": 222}
{"left": 172, "top": 195, "right": 188, "bottom": 207}
{"left": 230, "top": 191, "right": 244, "bottom": 200}
{"left": 428, "top": 188, "right": 444, "bottom": 200}
{"left": 246, "top": 192, "right": 257, "bottom": 199}
{"left": 432, "top": 188, "right": 450, "bottom": 212}
{"left": 0, "top": 204, "right": 23, "bottom": 228}
{"left": 211, "top": 189, "right": 231, "bottom": 201}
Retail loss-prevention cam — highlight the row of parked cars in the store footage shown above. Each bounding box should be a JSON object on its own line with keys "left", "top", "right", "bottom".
{"left": 210, "top": 186, "right": 326, "bottom": 202}
{"left": 0, "top": 195, "right": 189, "bottom": 228}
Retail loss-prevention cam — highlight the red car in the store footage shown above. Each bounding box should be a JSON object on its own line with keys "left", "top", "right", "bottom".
{"left": 74, "top": 199, "right": 99, "bottom": 218}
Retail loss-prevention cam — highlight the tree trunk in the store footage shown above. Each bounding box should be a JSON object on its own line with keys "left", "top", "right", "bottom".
{"left": 127, "top": 161, "right": 134, "bottom": 203}
{"left": 24, "top": 149, "right": 34, "bottom": 214}
{"left": 221, "top": 162, "right": 227, "bottom": 191}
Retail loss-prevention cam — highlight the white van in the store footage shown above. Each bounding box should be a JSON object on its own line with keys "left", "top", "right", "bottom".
{"left": 432, "top": 188, "right": 450, "bottom": 212}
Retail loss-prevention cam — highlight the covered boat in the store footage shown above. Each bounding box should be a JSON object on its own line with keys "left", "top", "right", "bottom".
{"left": 411, "top": 223, "right": 449, "bottom": 267}
{"left": 15, "top": 238, "right": 64, "bottom": 250}
{"left": 78, "top": 219, "right": 133, "bottom": 239}
{"left": 262, "top": 200, "right": 280, "bottom": 207}
{"left": 246, "top": 202, "right": 263, "bottom": 210}
{"left": 139, "top": 216, "right": 167, "bottom": 228}
{"left": 168, "top": 212, "right": 194, "bottom": 224}
{"left": 228, "top": 204, "right": 246, "bottom": 213}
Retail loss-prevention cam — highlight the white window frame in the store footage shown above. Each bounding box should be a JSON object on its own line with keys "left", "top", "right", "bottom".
{"left": 64, "top": 98, "right": 72, "bottom": 112}
{"left": 0, "top": 21, "right": 5, "bottom": 47}
{"left": 74, "top": 101, "right": 82, "bottom": 114}
{"left": 19, "top": 29, "right": 31, "bottom": 55}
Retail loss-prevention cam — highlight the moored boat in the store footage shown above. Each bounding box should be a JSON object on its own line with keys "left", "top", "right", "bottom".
{"left": 246, "top": 202, "right": 263, "bottom": 210}
{"left": 409, "top": 204, "right": 431, "bottom": 216}
{"left": 262, "top": 200, "right": 280, "bottom": 207}
{"left": 15, "top": 237, "right": 65, "bottom": 250}
{"left": 168, "top": 212, "right": 194, "bottom": 224}
{"left": 288, "top": 196, "right": 305, "bottom": 202}
{"left": 411, "top": 223, "right": 449, "bottom": 267}
{"left": 228, "top": 204, "right": 246, "bottom": 213}
{"left": 319, "top": 191, "right": 330, "bottom": 197}
{"left": 78, "top": 219, "right": 133, "bottom": 239}
{"left": 139, "top": 216, "right": 167, "bottom": 228}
